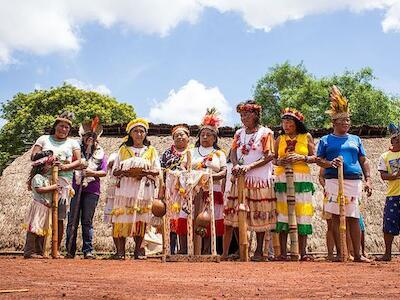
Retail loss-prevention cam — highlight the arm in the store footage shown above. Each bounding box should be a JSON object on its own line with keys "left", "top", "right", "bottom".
{"left": 213, "top": 166, "right": 227, "bottom": 181}
{"left": 359, "top": 155, "right": 372, "bottom": 197}
{"left": 58, "top": 149, "right": 82, "bottom": 171}
{"left": 285, "top": 134, "right": 319, "bottom": 164}
{"left": 84, "top": 169, "right": 107, "bottom": 177}
{"left": 35, "top": 184, "right": 57, "bottom": 193}
{"left": 318, "top": 167, "right": 325, "bottom": 187}
{"left": 31, "top": 145, "right": 42, "bottom": 161}
{"left": 242, "top": 151, "right": 274, "bottom": 173}
{"left": 379, "top": 170, "right": 400, "bottom": 181}
{"left": 273, "top": 136, "right": 285, "bottom": 166}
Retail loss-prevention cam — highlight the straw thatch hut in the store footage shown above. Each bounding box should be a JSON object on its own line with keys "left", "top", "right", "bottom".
{"left": 0, "top": 124, "right": 398, "bottom": 254}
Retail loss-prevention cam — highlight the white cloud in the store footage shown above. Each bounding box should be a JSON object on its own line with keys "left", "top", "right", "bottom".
{"left": 382, "top": 1, "right": 400, "bottom": 32}
{"left": 148, "top": 79, "right": 233, "bottom": 125}
{"left": 65, "top": 78, "right": 111, "bottom": 95}
{"left": 0, "top": 0, "right": 202, "bottom": 66}
{"left": 200, "top": 0, "right": 399, "bottom": 32}
{"left": 0, "top": 0, "right": 400, "bottom": 65}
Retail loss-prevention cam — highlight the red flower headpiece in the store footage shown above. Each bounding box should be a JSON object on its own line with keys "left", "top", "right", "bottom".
{"left": 236, "top": 102, "right": 262, "bottom": 113}
{"left": 200, "top": 107, "right": 222, "bottom": 133}
{"left": 282, "top": 107, "right": 305, "bottom": 122}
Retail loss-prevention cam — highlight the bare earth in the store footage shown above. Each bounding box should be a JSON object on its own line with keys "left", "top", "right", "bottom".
{"left": 1, "top": 257, "right": 399, "bottom": 299}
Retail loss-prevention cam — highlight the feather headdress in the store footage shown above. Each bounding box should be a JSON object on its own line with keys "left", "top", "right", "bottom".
{"left": 236, "top": 101, "right": 262, "bottom": 113}
{"left": 282, "top": 107, "right": 305, "bottom": 122}
{"left": 326, "top": 85, "right": 351, "bottom": 120}
{"left": 200, "top": 107, "right": 222, "bottom": 134}
{"left": 388, "top": 122, "right": 400, "bottom": 138}
{"left": 56, "top": 111, "right": 75, "bottom": 126}
{"left": 79, "top": 116, "right": 103, "bottom": 138}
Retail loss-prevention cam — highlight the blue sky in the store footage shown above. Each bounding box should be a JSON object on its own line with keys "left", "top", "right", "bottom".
{"left": 1, "top": 1, "right": 400, "bottom": 127}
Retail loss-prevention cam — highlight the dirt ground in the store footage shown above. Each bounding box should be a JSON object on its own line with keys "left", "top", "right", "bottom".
{"left": 0, "top": 256, "right": 399, "bottom": 299}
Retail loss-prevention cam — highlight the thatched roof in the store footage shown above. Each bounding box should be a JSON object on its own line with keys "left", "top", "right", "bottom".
{"left": 0, "top": 135, "right": 398, "bottom": 253}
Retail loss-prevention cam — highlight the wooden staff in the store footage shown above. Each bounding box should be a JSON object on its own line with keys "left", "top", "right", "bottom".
{"left": 337, "top": 156, "right": 347, "bottom": 262}
{"left": 186, "top": 150, "right": 194, "bottom": 256}
{"left": 208, "top": 170, "right": 217, "bottom": 256}
{"left": 272, "top": 231, "right": 281, "bottom": 258}
{"left": 285, "top": 164, "right": 299, "bottom": 261}
{"left": 237, "top": 174, "right": 249, "bottom": 262}
{"left": 51, "top": 165, "right": 59, "bottom": 258}
{"left": 162, "top": 170, "right": 170, "bottom": 256}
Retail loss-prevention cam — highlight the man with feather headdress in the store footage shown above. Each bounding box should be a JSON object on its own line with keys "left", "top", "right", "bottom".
{"left": 317, "top": 86, "right": 372, "bottom": 262}
{"left": 376, "top": 121, "right": 400, "bottom": 261}
{"left": 65, "top": 116, "right": 107, "bottom": 259}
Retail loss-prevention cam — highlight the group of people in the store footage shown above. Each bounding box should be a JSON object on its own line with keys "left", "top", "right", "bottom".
{"left": 22, "top": 85, "right": 400, "bottom": 262}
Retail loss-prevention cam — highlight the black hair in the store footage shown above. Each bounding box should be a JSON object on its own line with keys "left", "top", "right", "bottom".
{"left": 279, "top": 115, "right": 308, "bottom": 135}
{"left": 237, "top": 99, "right": 261, "bottom": 126}
{"left": 81, "top": 133, "right": 99, "bottom": 159}
{"left": 27, "top": 150, "right": 54, "bottom": 190}
{"left": 195, "top": 129, "right": 221, "bottom": 150}
{"left": 50, "top": 119, "right": 72, "bottom": 136}
{"left": 120, "top": 134, "right": 151, "bottom": 148}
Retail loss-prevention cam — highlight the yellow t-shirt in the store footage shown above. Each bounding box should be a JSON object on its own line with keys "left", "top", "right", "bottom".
{"left": 378, "top": 150, "right": 400, "bottom": 196}
{"left": 275, "top": 133, "right": 310, "bottom": 176}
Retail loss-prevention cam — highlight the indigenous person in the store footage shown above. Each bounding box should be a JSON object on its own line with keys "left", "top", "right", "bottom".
{"left": 160, "top": 124, "right": 190, "bottom": 254}
{"left": 317, "top": 86, "right": 372, "bottom": 262}
{"left": 104, "top": 152, "right": 119, "bottom": 256}
{"left": 224, "top": 100, "right": 276, "bottom": 261}
{"left": 274, "top": 108, "right": 317, "bottom": 261}
{"left": 112, "top": 118, "right": 161, "bottom": 259}
{"left": 376, "top": 122, "right": 400, "bottom": 261}
{"left": 23, "top": 151, "right": 58, "bottom": 258}
{"left": 65, "top": 118, "right": 107, "bottom": 259}
{"left": 188, "top": 108, "right": 226, "bottom": 254}
{"left": 31, "top": 112, "right": 81, "bottom": 256}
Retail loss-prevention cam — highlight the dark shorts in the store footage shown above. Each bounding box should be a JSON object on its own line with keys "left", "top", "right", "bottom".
{"left": 383, "top": 195, "right": 400, "bottom": 235}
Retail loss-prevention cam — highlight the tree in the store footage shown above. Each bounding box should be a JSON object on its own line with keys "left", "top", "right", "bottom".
{"left": 0, "top": 84, "right": 136, "bottom": 171}
{"left": 254, "top": 62, "right": 400, "bottom": 129}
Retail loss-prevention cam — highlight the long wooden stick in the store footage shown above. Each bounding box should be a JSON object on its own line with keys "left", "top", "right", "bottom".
{"left": 337, "top": 156, "right": 347, "bottom": 262}
{"left": 0, "top": 289, "right": 29, "bottom": 294}
{"left": 285, "top": 164, "right": 299, "bottom": 261}
{"left": 186, "top": 150, "right": 194, "bottom": 256}
{"left": 208, "top": 171, "right": 217, "bottom": 256}
{"left": 237, "top": 174, "right": 249, "bottom": 262}
{"left": 162, "top": 171, "right": 170, "bottom": 257}
{"left": 51, "top": 165, "right": 59, "bottom": 259}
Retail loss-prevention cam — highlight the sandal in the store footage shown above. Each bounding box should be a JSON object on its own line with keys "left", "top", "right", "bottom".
{"left": 354, "top": 256, "right": 371, "bottom": 263}
{"left": 274, "top": 255, "right": 291, "bottom": 261}
{"left": 251, "top": 254, "right": 268, "bottom": 262}
{"left": 109, "top": 253, "right": 125, "bottom": 260}
{"left": 375, "top": 255, "right": 391, "bottom": 262}
{"left": 300, "top": 255, "right": 314, "bottom": 262}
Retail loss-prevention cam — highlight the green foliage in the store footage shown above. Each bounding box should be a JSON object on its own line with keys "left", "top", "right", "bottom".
{"left": 0, "top": 83, "right": 136, "bottom": 171}
{"left": 254, "top": 62, "right": 400, "bottom": 128}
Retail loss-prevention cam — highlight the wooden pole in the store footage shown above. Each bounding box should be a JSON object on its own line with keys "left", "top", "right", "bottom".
{"left": 272, "top": 231, "right": 281, "bottom": 258}
{"left": 208, "top": 171, "right": 217, "bottom": 256}
{"left": 285, "top": 164, "right": 299, "bottom": 261}
{"left": 186, "top": 150, "right": 194, "bottom": 256}
{"left": 51, "top": 165, "right": 59, "bottom": 259}
{"left": 162, "top": 172, "right": 170, "bottom": 257}
{"left": 337, "top": 156, "right": 347, "bottom": 262}
{"left": 237, "top": 174, "right": 249, "bottom": 262}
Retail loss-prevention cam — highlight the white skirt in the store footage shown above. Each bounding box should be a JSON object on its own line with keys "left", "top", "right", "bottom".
{"left": 324, "top": 179, "right": 362, "bottom": 218}
{"left": 23, "top": 199, "right": 51, "bottom": 236}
